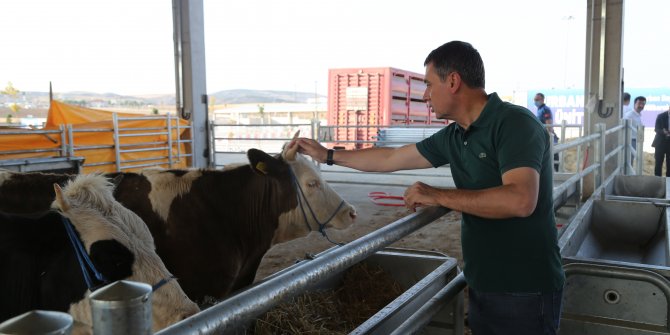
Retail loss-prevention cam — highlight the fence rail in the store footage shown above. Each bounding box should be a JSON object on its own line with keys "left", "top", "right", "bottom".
{"left": 0, "top": 113, "right": 193, "bottom": 172}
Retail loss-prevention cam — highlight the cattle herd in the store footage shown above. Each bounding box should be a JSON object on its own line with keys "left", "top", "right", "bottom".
{"left": 0, "top": 140, "right": 356, "bottom": 332}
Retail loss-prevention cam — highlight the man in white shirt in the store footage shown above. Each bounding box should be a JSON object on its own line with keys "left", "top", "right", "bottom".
{"left": 622, "top": 96, "right": 647, "bottom": 164}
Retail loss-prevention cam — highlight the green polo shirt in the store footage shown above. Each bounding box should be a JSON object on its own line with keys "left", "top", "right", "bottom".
{"left": 416, "top": 93, "right": 565, "bottom": 293}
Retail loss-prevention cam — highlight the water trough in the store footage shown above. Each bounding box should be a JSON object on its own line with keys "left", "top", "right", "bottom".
{"left": 559, "top": 175, "right": 670, "bottom": 334}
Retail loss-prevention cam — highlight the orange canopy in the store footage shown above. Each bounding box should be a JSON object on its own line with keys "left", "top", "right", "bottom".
{"left": 0, "top": 101, "right": 191, "bottom": 173}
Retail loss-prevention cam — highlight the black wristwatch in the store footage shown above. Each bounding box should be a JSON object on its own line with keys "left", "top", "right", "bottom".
{"left": 326, "top": 149, "right": 335, "bottom": 166}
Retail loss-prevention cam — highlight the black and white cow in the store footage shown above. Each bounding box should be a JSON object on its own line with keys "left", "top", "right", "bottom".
{"left": 0, "top": 174, "right": 199, "bottom": 332}
{"left": 0, "top": 143, "right": 356, "bottom": 302}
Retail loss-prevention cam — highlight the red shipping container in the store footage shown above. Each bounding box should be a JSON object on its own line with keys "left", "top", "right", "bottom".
{"left": 327, "top": 67, "right": 446, "bottom": 149}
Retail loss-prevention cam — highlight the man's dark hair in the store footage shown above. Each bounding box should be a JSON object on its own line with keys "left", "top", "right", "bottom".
{"left": 634, "top": 96, "right": 646, "bottom": 104}
{"left": 623, "top": 92, "right": 631, "bottom": 102}
{"left": 536, "top": 93, "right": 545, "bottom": 99}
{"left": 424, "top": 41, "right": 485, "bottom": 89}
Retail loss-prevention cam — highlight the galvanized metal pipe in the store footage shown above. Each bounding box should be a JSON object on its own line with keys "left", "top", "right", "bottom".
{"left": 554, "top": 133, "right": 600, "bottom": 153}
{"left": 606, "top": 195, "right": 670, "bottom": 204}
{"left": 390, "top": 273, "right": 467, "bottom": 335}
{"left": 636, "top": 124, "right": 645, "bottom": 175}
{"left": 112, "top": 113, "right": 121, "bottom": 172}
{"left": 155, "top": 206, "right": 450, "bottom": 335}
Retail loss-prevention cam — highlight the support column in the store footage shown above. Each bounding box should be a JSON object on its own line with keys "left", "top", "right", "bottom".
{"left": 582, "top": 0, "right": 624, "bottom": 198}
{"left": 173, "top": 0, "right": 209, "bottom": 168}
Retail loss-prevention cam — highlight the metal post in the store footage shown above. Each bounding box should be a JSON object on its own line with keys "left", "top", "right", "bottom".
{"left": 175, "top": 113, "right": 181, "bottom": 163}
{"left": 155, "top": 206, "right": 450, "bottom": 335}
{"left": 166, "top": 114, "right": 173, "bottom": 168}
{"left": 560, "top": 120, "right": 567, "bottom": 172}
{"left": 637, "top": 124, "right": 644, "bottom": 175}
{"left": 0, "top": 310, "right": 73, "bottom": 335}
{"left": 597, "top": 123, "right": 606, "bottom": 188}
{"left": 208, "top": 121, "right": 215, "bottom": 168}
{"left": 59, "top": 125, "right": 67, "bottom": 157}
{"left": 67, "top": 125, "right": 75, "bottom": 157}
{"left": 622, "top": 119, "right": 630, "bottom": 175}
{"left": 390, "top": 273, "right": 467, "bottom": 335}
{"left": 90, "top": 281, "right": 152, "bottom": 335}
{"left": 112, "top": 113, "right": 121, "bottom": 172}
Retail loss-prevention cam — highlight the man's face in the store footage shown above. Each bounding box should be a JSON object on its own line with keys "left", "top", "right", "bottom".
{"left": 423, "top": 63, "right": 452, "bottom": 120}
{"left": 634, "top": 99, "right": 646, "bottom": 113}
{"left": 534, "top": 94, "right": 544, "bottom": 105}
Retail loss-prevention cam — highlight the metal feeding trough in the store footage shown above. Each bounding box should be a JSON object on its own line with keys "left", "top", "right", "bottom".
{"left": 559, "top": 175, "right": 670, "bottom": 334}
{"left": 611, "top": 175, "right": 667, "bottom": 199}
{"left": 252, "top": 248, "right": 463, "bottom": 335}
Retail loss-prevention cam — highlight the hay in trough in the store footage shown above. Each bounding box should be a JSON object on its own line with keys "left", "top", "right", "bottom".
{"left": 253, "top": 261, "right": 404, "bottom": 334}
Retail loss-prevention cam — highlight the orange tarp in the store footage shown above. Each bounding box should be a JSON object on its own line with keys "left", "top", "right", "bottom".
{"left": 0, "top": 101, "right": 191, "bottom": 173}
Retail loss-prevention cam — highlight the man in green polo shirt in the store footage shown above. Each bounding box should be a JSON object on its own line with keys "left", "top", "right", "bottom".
{"left": 292, "top": 41, "right": 565, "bottom": 334}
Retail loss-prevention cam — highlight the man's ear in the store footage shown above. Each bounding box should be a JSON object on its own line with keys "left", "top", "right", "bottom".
{"left": 248, "top": 148, "right": 287, "bottom": 177}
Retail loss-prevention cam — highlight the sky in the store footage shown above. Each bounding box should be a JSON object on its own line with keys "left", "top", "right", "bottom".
{"left": 0, "top": 0, "right": 668, "bottom": 96}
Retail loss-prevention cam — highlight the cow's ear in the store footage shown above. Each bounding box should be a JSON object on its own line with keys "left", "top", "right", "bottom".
{"left": 109, "top": 174, "right": 124, "bottom": 189}
{"left": 53, "top": 183, "right": 70, "bottom": 212}
{"left": 248, "top": 149, "right": 285, "bottom": 177}
{"left": 282, "top": 130, "right": 301, "bottom": 161}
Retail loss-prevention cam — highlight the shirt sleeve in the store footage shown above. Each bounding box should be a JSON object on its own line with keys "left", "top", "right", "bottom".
{"left": 416, "top": 128, "right": 450, "bottom": 168}
{"left": 496, "top": 112, "right": 546, "bottom": 174}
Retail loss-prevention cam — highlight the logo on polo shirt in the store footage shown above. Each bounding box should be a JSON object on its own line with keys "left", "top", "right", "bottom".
{"left": 479, "top": 152, "right": 487, "bottom": 158}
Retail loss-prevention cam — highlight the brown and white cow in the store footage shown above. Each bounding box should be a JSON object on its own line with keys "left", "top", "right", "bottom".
{"left": 0, "top": 144, "right": 356, "bottom": 302}
{"left": 0, "top": 174, "right": 199, "bottom": 332}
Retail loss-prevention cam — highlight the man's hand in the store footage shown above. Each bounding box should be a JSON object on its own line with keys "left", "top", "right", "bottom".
{"left": 404, "top": 181, "right": 442, "bottom": 211}
{"left": 289, "top": 138, "right": 329, "bottom": 163}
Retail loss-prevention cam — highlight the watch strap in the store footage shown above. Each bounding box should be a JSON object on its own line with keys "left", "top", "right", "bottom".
{"left": 326, "top": 149, "right": 334, "bottom": 166}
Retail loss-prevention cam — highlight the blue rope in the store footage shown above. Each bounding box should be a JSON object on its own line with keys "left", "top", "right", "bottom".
{"left": 61, "top": 216, "right": 175, "bottom": 293}
{"left": 61, "top": 216, "right": 109, "bottom": 291}
{"left": 152, "top": 276, "right": 176, "bottom": 292}
{"left": 290, "top": 169, "right": 345, "bottom": 246}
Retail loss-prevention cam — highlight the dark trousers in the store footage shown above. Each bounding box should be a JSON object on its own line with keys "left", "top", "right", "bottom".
{"left": 655, "top": 149, "right": 670, "bottom": 176}
{"left": 468, "top": 288, "right": 563, "bottom": 335}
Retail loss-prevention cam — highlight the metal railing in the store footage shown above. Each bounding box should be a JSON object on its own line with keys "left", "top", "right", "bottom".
{"left": 0, "top": 125, "right": 69, "bottom": 157}
{"left": 0, "top": 114, "right": 194, "bottom": 172}
{"left": 156, "top": 206, "right": 451, "bottom": 334}
{"left": 169, "top": 120, "right": 637, "bottom": 334}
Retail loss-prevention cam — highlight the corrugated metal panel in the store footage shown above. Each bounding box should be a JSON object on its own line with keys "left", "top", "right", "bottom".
{"left": 327, "top": 67, "right": 444, "bottom": 149}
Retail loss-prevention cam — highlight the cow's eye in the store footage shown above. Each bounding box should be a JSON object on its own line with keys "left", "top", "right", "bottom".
{"left": 307, "top": 180, "right": 320, "bottom": 188}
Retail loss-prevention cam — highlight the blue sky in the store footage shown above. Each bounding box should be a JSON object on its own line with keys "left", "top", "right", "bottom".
{"left": 0, "top": 0, "right": 668, "bottom": 95}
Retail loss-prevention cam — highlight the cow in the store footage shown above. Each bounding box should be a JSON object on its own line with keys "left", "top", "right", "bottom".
{"left": 0, "top": 143, "right": 356, "bottom": 302}
{"left": 0, "top": 174, "right": 199, "bottom": 332}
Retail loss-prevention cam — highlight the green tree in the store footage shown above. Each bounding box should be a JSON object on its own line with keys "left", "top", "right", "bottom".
{"left": 1, "top": 82, "right": 19, "bottom": 97}
{"left": 1, "top": 82, "right": 20, "bottom": 121}
{"left": 152, "top": 107, "right": 159, "bottom": 115}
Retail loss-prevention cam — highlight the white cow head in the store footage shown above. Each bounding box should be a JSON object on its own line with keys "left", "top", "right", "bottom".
{"left": 272, "top": 132, "right": 357, "bottom": 244}
{"left": 52, "top": 174, "right": 199, "bottom": 332}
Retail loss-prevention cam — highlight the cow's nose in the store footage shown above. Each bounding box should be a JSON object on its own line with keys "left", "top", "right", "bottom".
{"left": 349, "top": 210, "right": 357, "bottom": 220}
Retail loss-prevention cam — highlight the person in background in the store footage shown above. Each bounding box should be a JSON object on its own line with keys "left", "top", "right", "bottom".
{"left": 622, "top": 96, "right": 646, "bottom": 165}
{"left": 534, "top": 93, "right": 559, "bottom": 171}
{"left": 622, "top": 92, "right": 632, "bottom": 116}
{"left": 652, "top": 108, "right": 670, "bottom": 176}
{"left": 292, "top": 41, "right": 565, "bottom": 335}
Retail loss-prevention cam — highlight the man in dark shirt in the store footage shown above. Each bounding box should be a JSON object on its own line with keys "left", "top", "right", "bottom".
{"left": 535, "top": 92, "right": 559, "bottom": 171}
{"left": 292, "top": 41, "right": 565, "bottom": 335}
